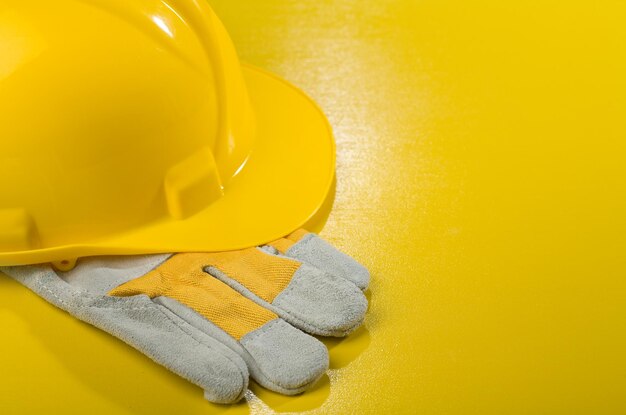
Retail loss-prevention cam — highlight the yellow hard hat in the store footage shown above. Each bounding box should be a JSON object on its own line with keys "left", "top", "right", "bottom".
{"left": 0, "top": 0, "right": 334, "bottom": 267}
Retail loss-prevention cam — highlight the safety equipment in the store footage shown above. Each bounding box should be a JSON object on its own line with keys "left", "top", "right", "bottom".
{"left": 0, "top": 0, "right": 335, "bottom": 268}
{"left": 0, "top": 230, "right": 370, "bottom": 403}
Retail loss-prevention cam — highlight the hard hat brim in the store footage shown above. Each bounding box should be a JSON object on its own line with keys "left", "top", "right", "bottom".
{"left": 0, "top": 64, "right": 335, "bottom": 266}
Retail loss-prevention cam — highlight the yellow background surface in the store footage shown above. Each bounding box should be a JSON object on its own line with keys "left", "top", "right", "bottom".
{"left": 1, "top": 0, "right": 625, "bottom": 413}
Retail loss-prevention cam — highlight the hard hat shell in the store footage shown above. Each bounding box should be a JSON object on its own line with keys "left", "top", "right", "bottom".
{"left": 0, "top": 0, "right": 335, "bottom": 267}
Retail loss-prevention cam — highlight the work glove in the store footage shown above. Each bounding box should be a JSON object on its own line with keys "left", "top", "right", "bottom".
{"left": 0, "top": 229, "right": 369, "bottom": 404}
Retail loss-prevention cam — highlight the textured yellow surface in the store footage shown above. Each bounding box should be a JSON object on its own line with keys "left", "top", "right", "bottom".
{"left": 1, "top": 0, "right": 625, "bottom": 413}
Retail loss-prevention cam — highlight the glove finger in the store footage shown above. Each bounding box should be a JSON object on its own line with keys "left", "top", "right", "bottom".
{"left": 267, "top": 229, "right": 370, "bottom": 290}
{"left": 192, "top": 249, "right": 367, "bottom": 336}
{"left": 156, "top": 296, "right": 328, "bottom": 395}
{"left": 1, "top": 264, "right": 249, "bottom": 404}
{"left": 108, "top": 255, "right": 329, "bottom": 395}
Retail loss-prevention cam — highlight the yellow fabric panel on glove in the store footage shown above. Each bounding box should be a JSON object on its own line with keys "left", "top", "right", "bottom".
{"left": 108, "top": 252, "right": 282, "bottom": 341}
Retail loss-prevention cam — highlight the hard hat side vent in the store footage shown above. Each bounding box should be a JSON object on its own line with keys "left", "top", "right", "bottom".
{"left": 0, "top": 209, "right": 40, "bottom": 252}
{"left": 164, "top": 147, "right": 224, "bottom": 220}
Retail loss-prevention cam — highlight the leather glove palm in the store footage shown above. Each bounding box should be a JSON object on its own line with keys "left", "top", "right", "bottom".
{"left": 1, "top": 230, "right": 369, "bottom": 403}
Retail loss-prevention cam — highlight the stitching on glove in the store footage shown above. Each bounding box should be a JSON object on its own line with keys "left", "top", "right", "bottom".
{"left": 240, "top": 318, "right": 280, "bottom": 343}
{"left": 39, "top": 282, "right": 152, "bottom": 312}
{"left": 275, "top": 274, "right": 361, "bottom": 336}
{"left": 206, "top": 266, "right": 338, "bottom": 335}
{"left": 155, "top": 304, "right": 248, "bottom": 378}
{"left": 40, "top": 281, "right": 248, "bottom": 386}
{"left": 240, "top": 319, "right": 317, "bottom": 391}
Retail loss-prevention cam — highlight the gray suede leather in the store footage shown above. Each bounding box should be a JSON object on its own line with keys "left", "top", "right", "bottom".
{"left": 59, "top": 255, "right": 171, "bottom": 295}
{"left": 155, "top": 296, "right": 328, "bottom": 395}
{"left": 285, "top": 234, "right": 370, "bottom": 290}
{"left": 240, "top": 319, "right": 328, "bottom": 393}
{"left": 0, "top": 264, "right": 248, "bottom": 404}
{"left": 272, "top": 264, "right": 367, "bottom": 336}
